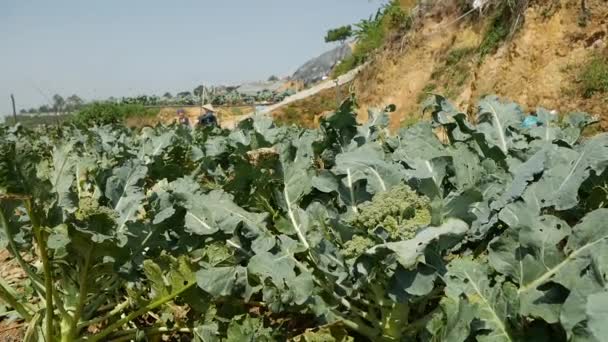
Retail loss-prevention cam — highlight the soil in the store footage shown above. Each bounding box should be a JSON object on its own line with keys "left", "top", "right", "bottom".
{"left": 0, "top": 250, "right": 27, "bottom": 342}
{"left": 0, "top": 320, "right": 24, "bottom": 342}
{"left": 126, "top": 105, "right": 254, "bottom": 129}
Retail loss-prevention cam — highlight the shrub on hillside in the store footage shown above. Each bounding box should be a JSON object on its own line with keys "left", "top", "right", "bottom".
{"left": 331, "top": 0, "right": 411, "bottom": 77}
{"left": 72, "top": 102, "right": 157, "bottom": 126}
{"left": 581, "top": 54, "right": 608, "bottom": 98}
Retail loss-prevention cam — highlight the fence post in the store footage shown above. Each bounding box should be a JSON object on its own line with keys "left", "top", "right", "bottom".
{"left": 335, "top": 79, "right": 341, "bottom": 108}
{"left": 10, "top": 94, "right": 17, "bottom": 124}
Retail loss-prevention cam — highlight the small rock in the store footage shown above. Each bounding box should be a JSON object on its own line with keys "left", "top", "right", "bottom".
{"left": 591, "top": 39, "right": 605, "bottom": 49}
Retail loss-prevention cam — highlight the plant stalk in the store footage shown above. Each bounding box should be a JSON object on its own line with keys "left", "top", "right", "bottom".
{"left": 337, "top": 313, "right": 379, "bottom": 340}
{"left": 67, "top": 247, "right": 93, "bottom": 339}
{"left": 26, "top": 199, "right": 54, "bottom": 340}
{"left": 87, "top": 281, "right": 196, "bottom": 342}
{"left": 0, "top": 277, "right": 32, "bottom": 320}
{"left": 0, "top": 204, "right": 46, "bottom": 298}
{"left": 77, "top": 299, "right": 130, "bottom": 331}
{"left": 82, "top": 276, "right": 121, "bottom": 320}
{"left": 106, "top": 326, "right": 192, "bottom": 342}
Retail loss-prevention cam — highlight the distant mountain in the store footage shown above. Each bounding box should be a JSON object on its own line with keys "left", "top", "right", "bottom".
{"left": 291, "top": 44, "right": 352, "bottom": 86}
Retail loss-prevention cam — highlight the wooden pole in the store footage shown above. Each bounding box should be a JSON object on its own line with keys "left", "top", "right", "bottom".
{"left": 10, "top": 94, "right": 17, "bottom": 124}
{"left": 335, "top": 79, "right": 341, "bottom": 108}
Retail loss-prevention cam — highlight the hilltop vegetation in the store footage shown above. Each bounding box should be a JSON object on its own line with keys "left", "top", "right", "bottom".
{"left": 347, "top": 0, "right": 608, "bottom": 130}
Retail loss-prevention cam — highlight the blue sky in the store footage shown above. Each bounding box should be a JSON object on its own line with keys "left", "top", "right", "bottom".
{"left": 0, "top": 0, "right": 383, "bottom": 114}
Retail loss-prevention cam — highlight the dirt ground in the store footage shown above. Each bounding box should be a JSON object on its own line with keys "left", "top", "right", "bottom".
{"left": 0, "top": 250, "right": 26, "bottom": 342}
{"left": 271, "top": 83, "right": 351, "bottom": 128}
{"left": 353, "top": 0, "right": 608, "bottom": 130}
{"left": 124, "top": 105, "right": 254, "bottom": 129}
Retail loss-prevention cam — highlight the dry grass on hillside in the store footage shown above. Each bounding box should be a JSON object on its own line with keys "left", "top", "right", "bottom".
{"left": 271, "top": 83, "right": 352, "bottom": 128}
{"left": 352, "top": 0, "right": 608, "bottom": 130}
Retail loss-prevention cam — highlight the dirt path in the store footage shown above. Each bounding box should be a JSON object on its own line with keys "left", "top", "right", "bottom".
{"left": 220, "top": 65, "right": 365, "bottom": 129}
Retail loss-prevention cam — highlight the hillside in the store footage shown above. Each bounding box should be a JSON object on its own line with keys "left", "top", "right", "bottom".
{"left": 355, "top": 0, "right": 608, "bottom": 130}
{"left": 277, "top": 0, "right": 608, "bottom": 131}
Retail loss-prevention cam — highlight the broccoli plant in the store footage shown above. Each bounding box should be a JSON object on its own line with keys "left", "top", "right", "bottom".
{"left": 351, "top": 184, "right": 432, "bottom": 241}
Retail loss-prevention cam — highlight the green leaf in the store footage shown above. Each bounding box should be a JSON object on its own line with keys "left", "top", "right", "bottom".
{"left": 366, "top": 218, "right": 469, "bottom": 269}
{"left": 293, "top": 325, "right": 354, "bottom": 342}
{"left": 104, "top": 160, "right": 147, "bottom": 232}
{"left": 225, "top": 315, "right": 275, "bottom": 342}
{"left": 248, "top": 251, "right": 297, "bottom": 286}
{"left": 278, "top": 157, "right": 315, "bottom": 248}
{"left": 586, "top": 292, "right": 608, "bottom": 341}
{"left": 47, "top": 224, "right": 70, "bottom": 250}
{"left": 196, "top": 266, "right": 248, "bottom": 297}
{"left": 334, "top": 143, "right": 405, "bottom": 195}
{"left": 445, "top": 258, "right": 515, "bottom": 342}
{"left": 449, "top": 142, "right": 483, "bottom": 191}
{"left": 476, "top": 96, "right": 525, "bottom": 155}
{"left": 514, "top": 209, "right": 608, "bottom": 293}
{"left": 392, "top": 123, "right": 449, "bottom": 161}
{"left": 47, "top": 143, "right": 78, "bottom": 214}
{"left": 438, "top": 296, "right": 475, "bottom": 342}
{"left": 356, "top": 108, "right": 389, "bottom": 143}
{"left": 143, "top": 255, "right": 195, "bottom": 299}
{"left": 536, "top": 134, "right": 608, "bottom": 210}
{"left": 560, "top": 272, "right": 604, "bottom": 339}
{"left": 492, "top": 147, "right": 548, "bottom": 210}
{"left": 529, "top": 108, "right": 560, "bottom": 143}
{"left": 184, "top": 190, "right": 268, "bottom": 236}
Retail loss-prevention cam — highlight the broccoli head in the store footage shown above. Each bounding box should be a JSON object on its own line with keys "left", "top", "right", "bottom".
{"left": 342, "top": 235, "right": 376, "bottom": 259}
{"left": 351, "top": 184, "right": 431, "bottom": 241}
{"left": 75, "top": 197, "right": 116, "bottom": 222}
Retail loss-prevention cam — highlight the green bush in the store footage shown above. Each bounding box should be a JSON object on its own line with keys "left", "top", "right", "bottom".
{"left": 325, "top": 25, "right": 353, "bottom": 44}
{"left": 72, "top": 102, "right": 157, "bottom": 126}
{"left": 331, "top": 0, "right": 411, "bottom": 77}
{"left": 332, "top": 55, "right": 358, "bottom": 78}
{"left": 383, "top": 0, "right": 411, "bottom": 32}
{"left": 479, "top": 4, "right": 512, "bottom": 58}
{"left": 446, "top": 47, "right": 475, "bottom": 66}
{"left": 580, "top": 55, "right": 608, "bottom": 98}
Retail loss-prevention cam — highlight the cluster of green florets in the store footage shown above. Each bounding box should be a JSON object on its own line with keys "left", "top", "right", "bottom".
{"left": 342, "top": 235, "right": 377, "bottom": 259}
{"left": 0, "top": 139, "right": 18, "bottom": 194}
{"left": 75, "top": 197, "right": 116, "bottom": 222}
{"left": 351, "top": 184, "right": 432, "bottom": 241}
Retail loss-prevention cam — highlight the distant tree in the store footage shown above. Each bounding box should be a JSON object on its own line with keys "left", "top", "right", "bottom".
{"left": 193, "top": 85, "right": 206, "bottom": 98}
{"left": 19, "top": 109, "right": 27, "bottom": 114}
{"left": 163, "top": 92, "right": 173, "bottom": 99}
{"left": 177, "top": 91, "right": 191, "bottom": 98}
{"left": 28, "top": 108, "right": 37, "bottom": 114}
{"left": 268, "top": 75, "right": 279, "bottom": 82}
{"left": 39, "top": 105, "right": 50, "bottom": 113}
{"left": 52, "top": 94, "right": 65, "bottom": 114}
{"left": 324, "top": 25, "right": 353, "bottom": 44}
{"left": 66, "top": 94, "right": 84, "bottom": 112}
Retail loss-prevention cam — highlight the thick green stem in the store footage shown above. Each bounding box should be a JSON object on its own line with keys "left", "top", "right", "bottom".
{"left": 0, "top": 205, "right": 46, "bottom": 297}
{"left": 0, "top": 277, "right": 32, "bottom": 320}
{"left": 27, "top": 199, "right": 54, "bottom": 340}
{"left": 106, "top": 326, "right": 192, "bottom": 342}
{"left": 380, "top": 302, "right": 409, "bottom": 341}
{"left": 66, "top": 247, "right": 93, "bottom": 339}
{"left": 82, "top": 276, "right": 121, "bottom": 320}
{"left": 336, "top": 313, "right": 379, "bottom": 341}
{"left": 87, "top": 281, "right": 196, "bottom": 342}
{"left": 77, "top": 299, "right": 130, "bottom": 331}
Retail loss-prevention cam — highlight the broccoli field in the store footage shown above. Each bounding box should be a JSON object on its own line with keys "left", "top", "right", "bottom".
{"left": 1, "top": 94, "right": 608, "bottom": 341}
